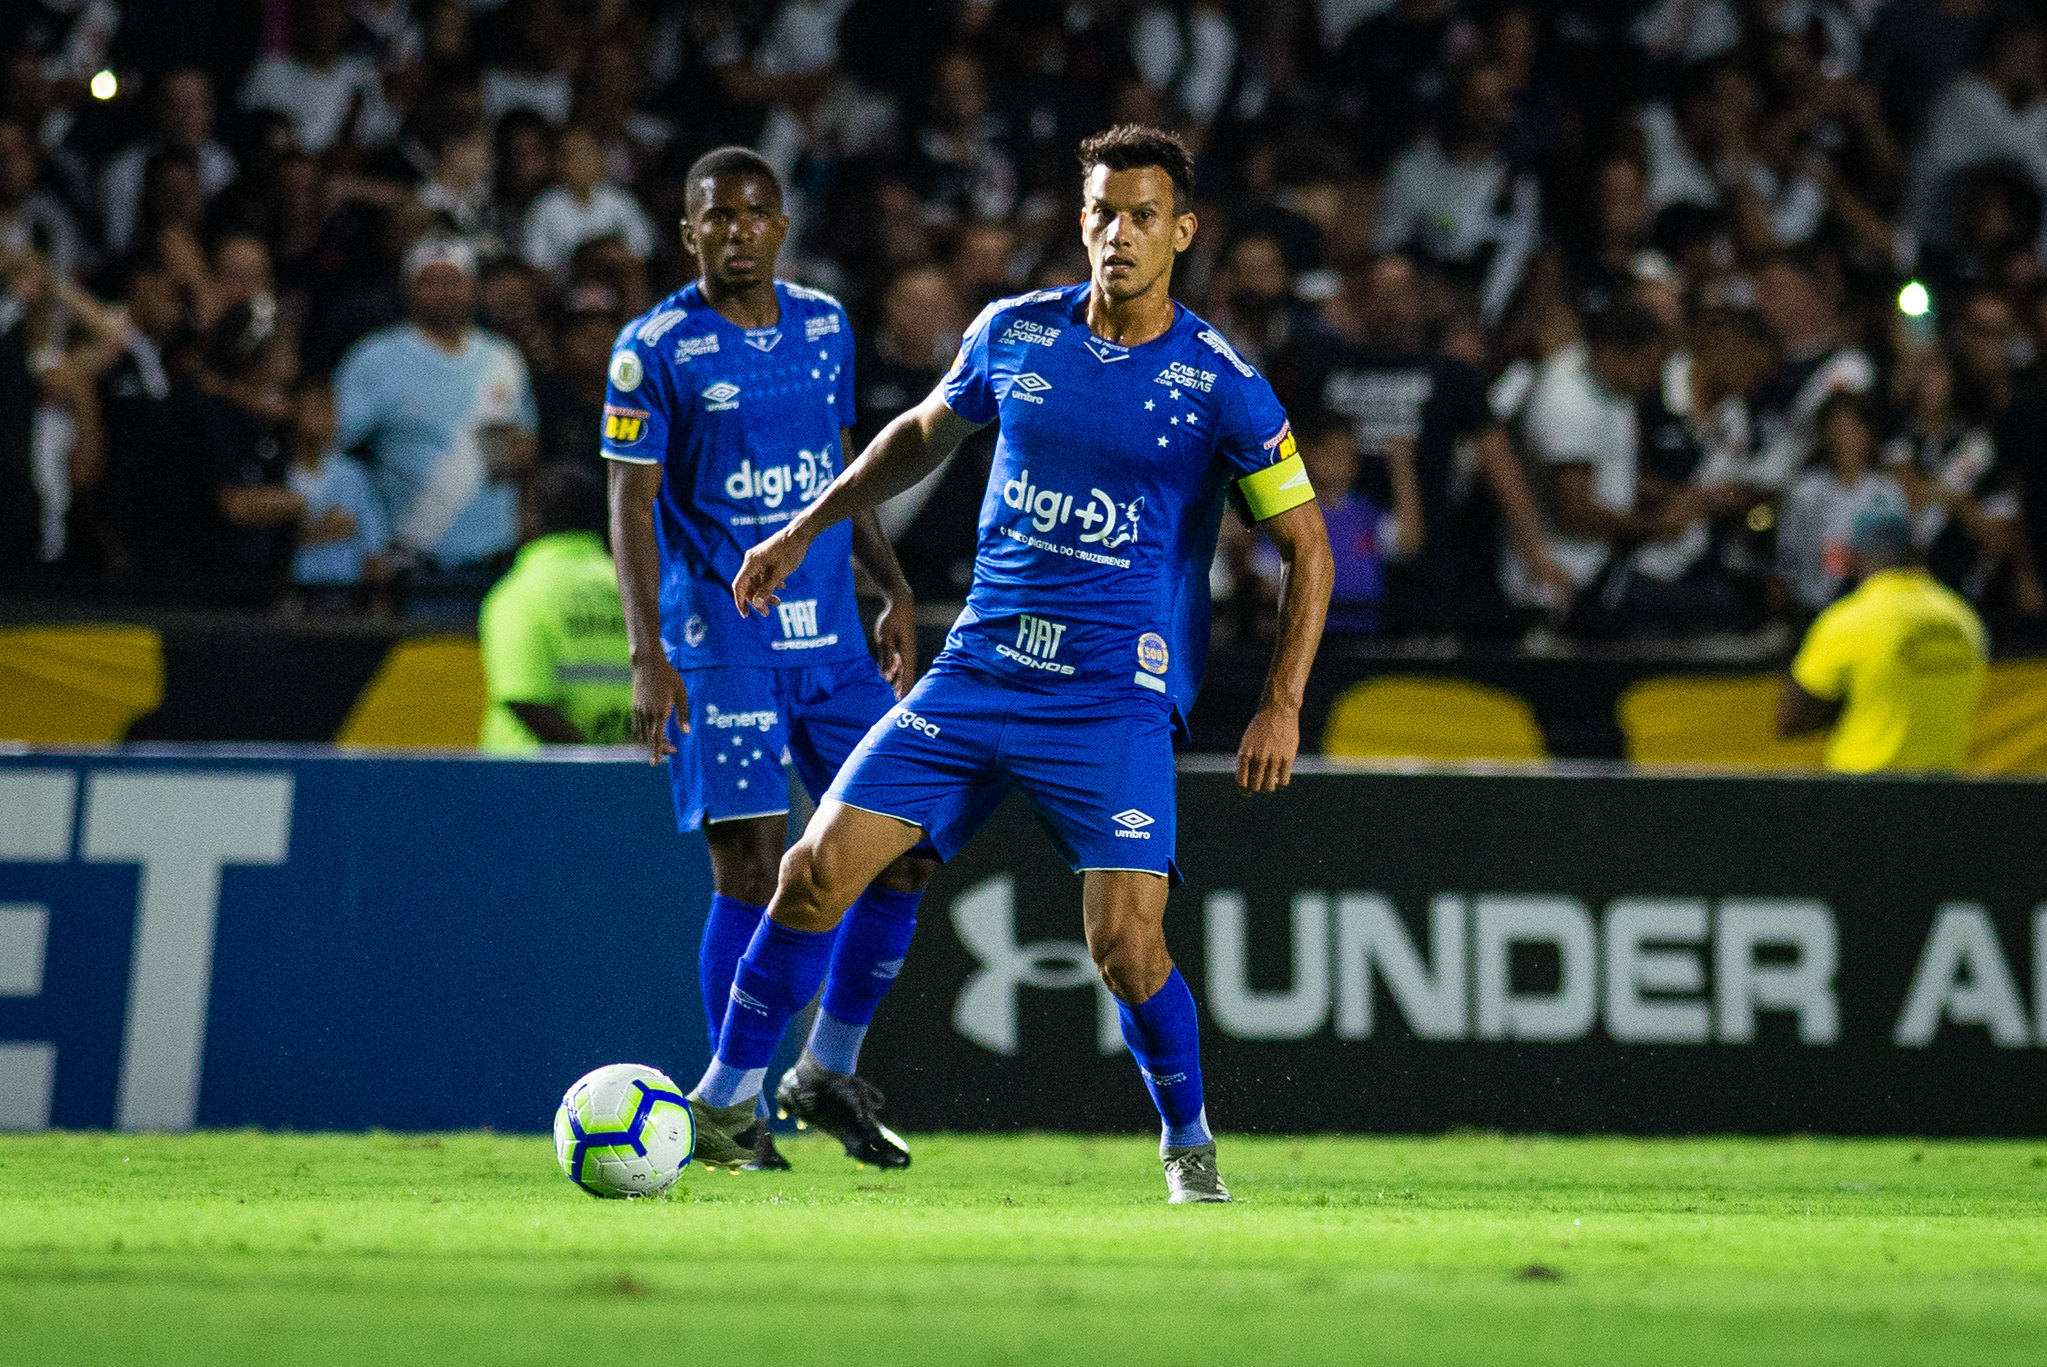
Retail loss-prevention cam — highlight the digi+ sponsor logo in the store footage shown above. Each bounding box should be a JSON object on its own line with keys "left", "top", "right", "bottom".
{"left": 1000, "top": 470, "right": 1143, "bottom": 550}
{"left": 996, "top": 614, "right": 1075, "bottom": 676}
{"left": 724, "top": 449, "right": 835, "bottom": 509}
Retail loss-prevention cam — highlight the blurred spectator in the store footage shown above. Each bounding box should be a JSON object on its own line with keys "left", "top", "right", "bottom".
{"left": 1885, "top": 347, "right": 2023, "bottom": 607}
{"left": 1129, "top": 2, "right": 1239, "bottom": 128}
{"left": 948, "top": 219, "right": 1016, "bottom": 314}
{"left": 415, "top": 124, "right": 503, "bottom": 256}
{"left": 533, "top": 282, "right": 619, "bottom": 473}
{"left": 911, "top": 49, "right": 1018, "bottom": 229}
{"left": 1518, "top": 302, "right": 1694, "bottom": 632}
{"left": 199, "top": 301, "right": 302, "bottom": 605}
{"left": 868, "top": 262, "right": 982, "bottom": 596}
{"left": 1748, "top": 252, "right": 1876, "bottom": 489}
{"left": 1904, "top": 12, "right": 2047, "bottom": 256}
{"left": 240, "top": 0, "right": 398, "bottom": 154}
{"left": 1777, "top": 391, "right": 1907, "bottom": 615}
{"left": 1374, "top": 62, "right": 1539, "bottom": 327}
{"left": 334, "top": 238, "right": 536, "bottom": 593}
{"left": 491, "top": 108, "right": 554, "bottom": 248}
{"left": 1204, "top": 233, "right": 1301, "bottom": 370}
{"left": 286, "top": 379, "right": 390, "bottom": 607}
{"left": 521, "top": 126, "right": 652, "bottom": 275}
{"left": 1291, "top": 406, "right": 1420, "bottom": 634}
{"left": 0, "top": 116, "right": 85, "bottom": 285}
{"left": 477, "top": 461, "right": 631, "bottom": 752}
{"left": 100, "top": 67, "right": 237, "bottom": 257}
{"left": 480, "top": 0, "right": 575, "bottom": 125}
{"left": 1277, "top": 253, "right": 1571, "bottom": 631}
{"left": 1779, "top": 505, "right": 1988, "bottom": 771}
{"left": 85, "top": 264, "right": 202, "bottom": 586}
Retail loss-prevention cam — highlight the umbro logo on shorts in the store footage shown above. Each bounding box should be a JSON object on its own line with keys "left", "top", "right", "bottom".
{"left": 1112, "top": 809, "right": 1154, "bottom": 839}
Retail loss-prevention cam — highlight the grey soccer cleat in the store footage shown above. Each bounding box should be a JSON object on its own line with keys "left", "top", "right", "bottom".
{"left": 685, "top": 1093, "right": 759, "bottom": 1172}
{"left": 775, "top": 1058, "right": 911, "bottom": 1168}
{"left": 1163, "top": 1142, "right": 1233, "bottom": 1204}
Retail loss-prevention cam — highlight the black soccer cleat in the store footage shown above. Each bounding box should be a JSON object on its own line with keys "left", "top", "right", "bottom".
{"left": 775, "top": 1059, "right": 911, "bottom": 1168}
{"left": 741, "top": 1120, "right": 792, "bottom": 1171}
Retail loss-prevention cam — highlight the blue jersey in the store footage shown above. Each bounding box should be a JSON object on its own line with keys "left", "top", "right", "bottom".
{"left": 602, "top": 280, "right": 865, "bottom": 669}
{"left": 940, "top": 284, "right": 1311, "bottom": 730}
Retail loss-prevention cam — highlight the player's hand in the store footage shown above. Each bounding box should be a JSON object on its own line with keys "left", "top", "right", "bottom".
{"left": 630, "top": 655, "right": 689, "bottom": 765}
{"left": 1236, "top": 705, "right": 1300, "bottom": 794}
{"left": 732, "top": 524, "right": 812, "bottom": 617}
{"left": 872, "top": 587, "right": 918, "bottom": 698}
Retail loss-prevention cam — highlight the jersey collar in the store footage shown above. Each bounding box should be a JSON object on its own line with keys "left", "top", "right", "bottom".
{"left": 684, "top": 280, "right": 784, "bottom": 351}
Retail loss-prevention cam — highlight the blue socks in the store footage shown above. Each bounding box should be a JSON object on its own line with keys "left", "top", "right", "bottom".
{"left": 806, "top": 885, "right": 921, "bottom": 1074}
{"left": 698, "top": 894, "right": 765, "bottom": 1052}
{"left": 695, "top": 916, "right": 835, "bottom": 1106}
{"left": 1116, "top": 967, "right": 1213, "bottom": 1152}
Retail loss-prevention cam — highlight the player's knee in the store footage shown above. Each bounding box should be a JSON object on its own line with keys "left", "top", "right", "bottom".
{"left": 1089, "top": 930, "right": 1169, "bottom": 1004}
{"left": 774, "top": 838, "right": 855, "bottom": 931}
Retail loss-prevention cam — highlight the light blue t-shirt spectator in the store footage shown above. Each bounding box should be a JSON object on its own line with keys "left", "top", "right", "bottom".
{"left": 334, "top": 324, "right": 538, "bottom": 566}
{"left": 289, "top": 452, "right": 389, "bottom": 586}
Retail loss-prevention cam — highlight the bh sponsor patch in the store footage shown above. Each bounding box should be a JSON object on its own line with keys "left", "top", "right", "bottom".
{"left": 602, "top": 405, "right": 648, "bottom": 444}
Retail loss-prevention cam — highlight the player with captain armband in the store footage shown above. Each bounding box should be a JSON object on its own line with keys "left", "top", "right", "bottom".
{"left": 707, "top": 125, "right": 1333, "bottom": 1203}
{"left": 605, "top": 147, "right": 931, "bottom": 1171}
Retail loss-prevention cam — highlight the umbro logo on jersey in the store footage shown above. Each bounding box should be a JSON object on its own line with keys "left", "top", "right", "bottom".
{"left": 1112, "top": 808, "right": 1155, "bottom": 831}
{"left": 675, "top": 334, "right": 719, "bottom": 361}
{"left": 701, "top": 381, "right": 740, "bottom": 410}
{"left": 1155, "top": 361, "right": 1216, "bottom": 393}
{"left": 1008, "top": 372, "right": 1051, "bottom": 404}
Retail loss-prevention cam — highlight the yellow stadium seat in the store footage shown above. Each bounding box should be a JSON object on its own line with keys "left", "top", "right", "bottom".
{"left": 1321, "top": 675, "right": 1548, "bottom": 761}
{"left": 1617, "top": 674, "right": 1827, "bottom": 770}
{"left": 1967, "top": 659, "right": 2047, "bottom": 774}
{"left": 0, "top": 624, "right": 164, "bottom": 743}
{"left": 335, "top": 636, "right": 487, "bottom": 748}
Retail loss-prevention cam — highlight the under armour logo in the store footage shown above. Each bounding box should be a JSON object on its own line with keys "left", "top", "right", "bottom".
{"left": 951, "top": 875, "right": 1125, "bottom": 1056}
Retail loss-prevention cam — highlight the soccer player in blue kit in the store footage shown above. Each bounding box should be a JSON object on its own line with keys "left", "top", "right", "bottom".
{"left": 710, "top": 126, "right": 1334, "bottom": 1203}
{"left": 605, "top": 147, "right": 933, "bottom": 1172}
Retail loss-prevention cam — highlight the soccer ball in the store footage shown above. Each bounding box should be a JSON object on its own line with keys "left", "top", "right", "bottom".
{"left": 554, "top": 1063, "right": 695, "bottom": 1198}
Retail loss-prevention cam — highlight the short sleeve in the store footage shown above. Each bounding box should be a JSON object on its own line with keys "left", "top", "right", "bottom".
{"left": 1214, "top": 367, "right": 1314, "bottom": 522}
{"left": 941, "top": 302, "right": 1001, "bottom": 424}
{"left": 600, "top": 324, "right": 670, "bottom": 465}
{"left": 479, "top": 583, "right": 557, "bottom": 705}
{"left": 1791, "top": 601, "right": 1854, "bottom": 701}
{"left": 1523, "top": 366, "right": 1603, "bottom": 466}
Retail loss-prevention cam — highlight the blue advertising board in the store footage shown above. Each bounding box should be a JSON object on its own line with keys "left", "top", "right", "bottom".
{"left": 0, "top": 750, "right": 714, "bottom": 1132}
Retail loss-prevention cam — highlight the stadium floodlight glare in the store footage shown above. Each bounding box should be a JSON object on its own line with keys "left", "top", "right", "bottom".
{"left": 1898, "top": 281, "right": 1931, "bottom": 318}
{"left": 89, "top": 70, "right": 117, "bottom": 101}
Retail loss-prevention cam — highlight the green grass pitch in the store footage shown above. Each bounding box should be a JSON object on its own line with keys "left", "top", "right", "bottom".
{"left": 3, "top": 1131, "right": 2045, "bottom": 1365}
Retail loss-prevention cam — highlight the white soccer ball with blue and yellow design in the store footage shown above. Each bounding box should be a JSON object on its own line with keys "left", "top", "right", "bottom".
{"left": 554, "top": 1063, "right": 695, "bottom": 1198}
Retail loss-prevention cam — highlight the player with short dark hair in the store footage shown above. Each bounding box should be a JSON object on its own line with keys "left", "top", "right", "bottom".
{"left": 696, "top": 125, "right": 1334, "bottom": 1203}
{"left": 605, "top": 146, "right": 932, "bottom": 1172}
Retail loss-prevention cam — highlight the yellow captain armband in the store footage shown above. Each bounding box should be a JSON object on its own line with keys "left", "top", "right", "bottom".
{"left": 1237, "top": 447, "right": 1315, "bottom": 521}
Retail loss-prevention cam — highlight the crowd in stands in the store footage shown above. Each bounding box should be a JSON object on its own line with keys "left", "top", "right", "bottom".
{"left": 5, "top": 0, "right": 2047, "bottom": 647}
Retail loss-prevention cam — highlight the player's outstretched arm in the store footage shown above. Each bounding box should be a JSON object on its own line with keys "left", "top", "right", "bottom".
{"left": 1237, "top": 499, "right": 1333, "bottom": 794}
{"left": 732, "top": 388, "right": 984, "bottom": 617}
{"left": 608, "top": 459, "right": 689, "bottom": 764}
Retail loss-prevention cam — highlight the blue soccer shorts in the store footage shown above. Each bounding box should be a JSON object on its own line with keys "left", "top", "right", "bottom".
{"left": 667, "top": 654, "right": 899, "bottom": 831}
{"left": 826, "top": 655, "right": 1180, "bottom": 881}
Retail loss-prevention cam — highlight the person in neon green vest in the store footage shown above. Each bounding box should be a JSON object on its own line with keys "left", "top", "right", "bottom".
{"left": 478, "top": 463, "right": 632, "bottom": 751}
